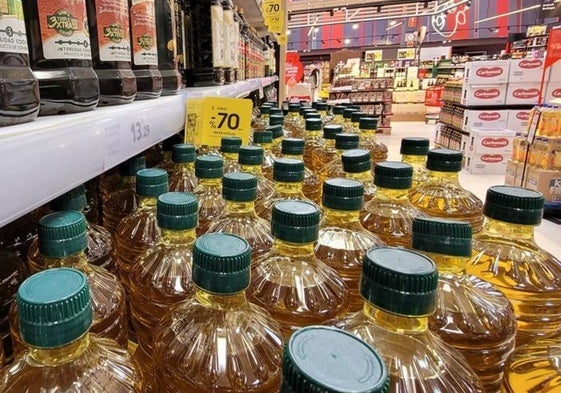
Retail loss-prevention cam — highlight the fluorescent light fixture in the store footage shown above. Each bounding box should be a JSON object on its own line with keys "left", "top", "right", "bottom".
{"left": 344, "top": 38, "right": 351, "bottom": 44}
{"left": 475, "top": 4, "right": 540, "bottom": 24}
{"left": 352, "top": 23, "right": 359, "bottom": 29}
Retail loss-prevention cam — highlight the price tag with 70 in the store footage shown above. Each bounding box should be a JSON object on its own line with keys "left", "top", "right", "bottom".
{"left": 263, "top": 0, "right": 282, "bottom": 17}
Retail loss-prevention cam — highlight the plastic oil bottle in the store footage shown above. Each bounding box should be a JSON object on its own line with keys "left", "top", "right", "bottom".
{"left": 253, "top": 104, "right": 271, "bottom": 132}
{"left": 348, "top": 111, "right": 366, "bottom": 134}
{"left": 99, "top": 155, "right": 146, "bottom": 202}
{"left": 248, "top": 200, "right": 349, "bottom": 339}
{"left": 342, "top": 149, "right": 377, "bottom": 202}
{"left": 238, "top": 145, "right": 275, "bottom": 204}
{"left": 281, "top": 326, "right": 389, "bottom": 393}
{"left": 12, "top": 211, "right": 128, "bottom": 352}
{"left": 169, "top": 143, "right": 198, "bottom": 192}
{"left": 326, "top": 105, "right": 345, "bottom": 126}
{"left": 208, "top": 172, "right": 273, "bottom": 261}
{"left": 358, "top": 117, "right": 388, "bottom": 166}
{"left": 153, "top": 233, "right": 284, "bottom": 393}
{"left": 412, "top": 217, "right": 517, "bottom": 393}
{"left": 0, "top": 268, "right": 141, "bottom": 392}
{"left": 342, "top": 108, "right": 358, "bottom": 133}
{"left": 281, "top": 138, "right": 322, "bottom": 204}
{"left": 409, "top": 148, "right": 484, "bottom": 233}
{"left": 334, "top": 246, "right": 485, "bottom": 392}
{"left": 302, "top": 118, "right": 325, "bottom": 170}
{"left": 220, "top": 136, "right": 242, "bottom": 173}
{"left": 466, "top": 186, "right": 561, "bottom": 347}
{"left": 315, "top": 101, "right": 333, "bottom": 125}
{"left": 316, "top": 178, "right": 385, "bottom": 312}
{"left": 310, "top": 124, "right": 342, "bottom": 172}
{"left": 284, "top": 103, "right": 301, "bottom": 135}
{"left": 360, "top": 162, "right": 424, "bottom": 247}
{"left": 252, "top": 130, "right": 276, "bottom": 180}
{"left": 317, "top": 133, "right": 360, "bottom": 184}
{"left": 400, "top": 137, "right": 430, "bottom": 189}
{"left": 129, "top": 192, "right": 198, "bottom": 392}
{"left": 289, "top": 106, "right": 309, "bottom": 139}
{"left": 193, "top": 154, "right": 225, "bottom": 236}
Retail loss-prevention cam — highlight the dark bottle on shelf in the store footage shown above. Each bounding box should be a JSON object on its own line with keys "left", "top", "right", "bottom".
{"left": 221, "top": 0, "right": 234, "bottom": 84}
{"left": 86, "top": 0, "right": 137, "bottom": 106}
{"left": 128, "top": 0, "right": 163, "bottom": 99}
{"left": 155, "top": 0, "right": 181, "bottom": 94}
{"left": 23, "top": 0, "right": 99, "bottom": 115}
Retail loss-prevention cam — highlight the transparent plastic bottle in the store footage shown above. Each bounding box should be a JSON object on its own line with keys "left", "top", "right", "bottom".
{"left": 99, "top": 155, "right": 146, "bottom": 203}
{"left": 281, "top": 138, "right": 322, "bottom": 204}
{"left": 281, "top": 326, "right": 389, "bottom": 393}
{"left": 326, "top": 105, "right": 345, "bottom": 126}
{"left": 115, "top": 168, "right": 169, "bottom": 293}
{"left": 400, "top": 137, "right": 430, "bottom": 189}
{"left": 169, "top": 143, "right": 198, "bottom": 192}
{"left": 303, "top": 118, "right": 325, "bottom": 170}
{"left": 334, "top": 247, "right": 484, "bottom": 392}
{"left": 348, "top": 111, "right": 366, "bottom": 134}
{"left": 359, "top": 117, "right": 388, "bottom": 166}
{"left": 220, "top": 136, "right": 242, "bottom": 173}
{"left": 284, "top": 103, "right": 301, "bottom": 136}
{"left": 154, "top": 233, "right": 284, "bottom": 392}
{"left": 315, "top": 101, "right": 333, "bottom": 125}
{"left": 193, "top": 155, "right": 225, "bottom": 236}
{"left": 129, "top": 192, "right": 198, "bottom": 392}
{"left": 13, "top": 212, "right": 128, "bottom": 352}
{"left": 269, "top": 118, "right": 286, "bottom": 156}
{"left": 342, "top": 108, "right": 358, "bottom": 133}
{"left": 253, "top": 130, "right": 276, "bottom": 180}
{"left": 342, "top": 149, "right": 377, "bottom": 202}
{"left": 208, "top": 172, "right": 273, "bottom": 261}
{"left": 157, "top": 134, "right": 184, "bottom": 174}
{"left": 413, "top": 217, "right": 517, "bottom": 393}
{"left": 289, "top": 106, "right": 309, "bottom": 139}
{"left": 1, "top": 268, "right": 141, "bottom": 392}
{"left": 248, "top": 200, "right": 349, "bottom": 339}
{"left": 317, "top": 133, "right": 360, "bottom": 184}
{"left": 316, "top": 178, "right": 385, "bottom": 312}
{"left": 253, "top": 104, "right": 270, "bottom": 132}
{"left": 409, "top": 148, "right": 484, "bottom": 232}
{"left": 238, "top": 145, "right": 275, "bottom": 204}
{"left": 360, "top": 162, "right": 424, "bottom": 247}
{"left": 466, "top": 186, "right": 561, "bottom": 346}
{"left": 310, "top": 124, "right": 342, "bottom": 172}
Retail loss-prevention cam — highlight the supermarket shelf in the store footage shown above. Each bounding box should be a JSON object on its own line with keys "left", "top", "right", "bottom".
{"left": 0, "top": 76, "right": 278, "bottom": 227}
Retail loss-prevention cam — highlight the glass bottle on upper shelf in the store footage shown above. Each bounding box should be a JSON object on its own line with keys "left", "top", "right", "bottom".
{"left": 193, "top": 155, "right": 225, "bottom": 236}
{"left": 169, "top": 143, "right": 198, "bottom": 192}
{"left": 400, "top": 137, "right": 430, "bottom": 189}
{"left": 220, "top": 136, "right": 242, "bottom": 174}
{"left": 238, "top": 146, "right": 275, "bottom": 204}
{"left": 342, "top": 149, "right": 377, "bottom": 202}
{"left": 310, "top": 124, "right": 342, "bottom": 172}
{"left": 281, "top": 138, "right": 322, "bottom": 204}
{"left": 252, "top": 130, "right": 276, "bottom": 180}
{"left": 358, "top": 117, "right": 388, "bottom": 166}
{"left": 318, "top": 133, "right": 360, "bottom": 184}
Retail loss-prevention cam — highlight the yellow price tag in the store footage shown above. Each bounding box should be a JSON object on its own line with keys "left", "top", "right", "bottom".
{"left": 277, "top": 34, "right": 287, "bottom": 45}
{"left": 263, "top": 0, "right": 282, "bottom": 17}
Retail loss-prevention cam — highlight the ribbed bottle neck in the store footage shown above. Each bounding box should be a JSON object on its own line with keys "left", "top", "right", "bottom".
{"left": 363, "top": 303, "right": 429, "bottom": 334}
{"left": 160, "top": 228, "right": 197, "bottom": 245}
{"left": 30, "top": 333, "right": 91, "bottom": 366}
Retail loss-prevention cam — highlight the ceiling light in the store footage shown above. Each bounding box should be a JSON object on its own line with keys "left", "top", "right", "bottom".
{"left": 352, "top": 23, "right": 359, "bottom": 30}
{"left": 389, "top": 20, "right": 396, "bottom": 26}
{"left": 344, "top": 38, "right": 351, "bottom": 44}
{"left": 314, "top": 27, "right": 319, "bottom": 32}
{"left": 286, "top": 30, "right": 291, "bottom": 35}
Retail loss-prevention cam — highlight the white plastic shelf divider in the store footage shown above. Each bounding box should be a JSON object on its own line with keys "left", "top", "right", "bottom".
{"left": 0, "top": 76, "right": 278, "bottom": 227}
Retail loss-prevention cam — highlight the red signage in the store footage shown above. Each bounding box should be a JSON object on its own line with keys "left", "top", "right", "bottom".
{"left": 552, "top": 88, "right": 561, "bottom": 98}
{"left": 519, "top": 59, "right": 543, "bottom": 69}
{"left": 482, "top": 138, "right": 509, "bottom": 148}
{"left": 478, "top": 112, "right": 501, "bottom": 121}
{"left": 516, "top": 112, "right": 530, "bottom": 120}
{"left": 474, "top": 89, "right": 501, "bottom": 99}
{"left": 476, "top": 67, "right": 504, "bottom": 77}
{"left": 545, "top": 26, "right": 561, "bottom": 69}
{"left": 512, "top": 88, "right": 540, "bottom": 99}
{"left": 481, "top": 154, "right": 505, "bottom": 163}
{"left": 285, "top": 52, "right": 304, "bottom": 88}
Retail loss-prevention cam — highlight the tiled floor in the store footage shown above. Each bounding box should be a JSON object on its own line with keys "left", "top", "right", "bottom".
{"left": 378, "top": 121, "right": 560, "bottom": 257}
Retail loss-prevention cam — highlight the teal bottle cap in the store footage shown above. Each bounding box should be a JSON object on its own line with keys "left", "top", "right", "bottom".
{"left": 323, "top": 124, "right": 343, "bottom": 140}
{"left": 304, "top": 112, "right": 321, "bottom": 120}
{"left": 412, "top": 217, "right": 472, "bottom": 257}
{"left": 299, "top": 107, "right": 310, "bottom": 116}
{"left": 192, "top": 233, "right": 251, "bottom": 294}
{"left": 269, "top": 114, "right": 285, "bottom": 127}
{"left": 305, "top": 118, "right": 322, "bottom": 131}
{"left": 315, "top": 102, "right": 328, "bottom": 111}
{"left": 50, "top": 185, "right": 87, "bottom": 212}
{"left": 484, "top": 186, "right": 544, "bottom": 225}
{"left": 266, "top": 125, "right": 283, "bottom": 140}
{"left": 253, "top": 131, "right": 273, "bottom": 144}
{"left": 335, "top": 133, "right": 360, "bottom": 150}
{"left": 260, "top": 105, "right": 271, "bottom": 114}
{"left": 374, "top": 162, "right": 413, "bottom": 189}
{"left": 17, "top": 268, "right": 92, "bottom": 349}
{"left": 118, "top": 155, "right": 146, "bottom": 176}
{"left": 289, "top": 103, "right": 300, "bottom": 112}
{"left": 172, "top": 143, "right": 196, "bottom": 163}
{"left": 282, "top": 138, "right": 305, "bottom": 156}
{"left": 195, "top": 155, "right": 224, "bottom": 179}
{"left": 400, "top": 137, "right": 430, "bottom": 156}
{"left": 360, "top": 247, "right": 439, "bottom": 316}
{"left": 266, "top": 101, "right": 278, "bottom": 108}
{"left": 323, "top": 178, "right": 364, "bottom": 211}
{"left": 272, "top": 200, "right": 320, "bottom": 243}
{"left": 270, "top": 108, "right": 283, "bottom": 116}
{"left": 220, "top": 136, "right": 242, "bottom": 153}
{"left": 343, "top": 108, "right": 358, "bottom": 119}
{"left": 426, "top": 148, "right": 463, "bottom": 172}
{"left": 359, "top": 117, "right": 378, "bottom": 130}
{"left": 136, "top": 168, "right": 169, "bottom": 197}
{"left": 157, "top": 192, "right": 198, "bottom": 230}
{"left": 222, "top": 172, "right": 258, "bottom": 202}
{"left": 238, "top": 145, "right": 264, "bottom": 165}
{"left": 281, "top": 326, "right": 389, "bottom": 393}
{"left": 351, "top": 111, "right": 367, "bottom": 123}
{"left": 333, "top": 105, "right": 345, "bottom": 115}
{"left": 342, "top": 149, "right": 372, "bottom": 173}
{"left": 38, "top": 211, "right": 87, "bottom": 258}
{"left": 273, "top": 158, "right": 305, "bottom": 182}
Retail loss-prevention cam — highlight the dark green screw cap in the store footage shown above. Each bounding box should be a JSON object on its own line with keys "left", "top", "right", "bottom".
{"left": 269, "top": 114, "right": 285, "bottom": 127}
{"left": 323, "top": 125, "right": 343, "bottom": 140}
{"left": 342, "top": 149, "right": 372, "bottom": 173}
{"left": 157, "top": 192, "right": 198, "bottom": 230}
{"left": 270, "top": 124, "right": 285, "bottom": 139}
{"left": 260, "top": 105, "right": 271, "bottom": 115}
{"left": 360, "top": 117, "right": 378, "bottom": 130}
{"left": 274, "top": 158, "right": 305, "bottom": 182}
{"left": 400, "top": 137, "right": 430, "bottom": 156}
{"left": 299, "top": 107, "right": 310, "bottom": 116}
{"left": 38, "top": 211, "right": 87, "bottom": 258}
{"left": 344, "top": 108, "right": 358, "bottom": 119}
{"left": 272, "top": 200, "right": 320, "bottom": 243}
{"left": 238, "top": 146, "right": 264, "bottom": 165}
{"left": 323, "top": 178, "right": 364, "bottom": 211}
{"left": 289, "top": 103, "right": 300, "bottom": 112}
{"left": 304, "top": 112, "right": 321, "bottom": 120}
{"left": 315, "top": 102, "right": 328, "bottom": 111}
{"left": 305, "top": 118, "right": 322, "bottom": 131}
{"left": 266, "top": 101, "right": 278, "bottom": 108}
{"left": 282, "top": 138, "right": 305, "bottom": 156}
{"left": 136, "top": 168, "right": 169, "bottom": 197}
{"left": 172, "top": 143, "right": 196, "bottom": 163}
{"left": 336, "top": 133, "right": 360, "bottom": 150}
{"left": 253, "top": 131, "right": 273, "bottom": 144}
{"left": 195, "top": 155, "right": 224, "bottom": 179}
{"left": 270, "top": 108, "right": 284, "bottom": 116}
{"left": 50, "top": 185, "right": 87, "bottom": 212}
{"left": 333, "top": 105, "right": 345, "bottom": 115}
{"left": 220, "top": 137, "right": 242, "bottom": 153}
{"left": 118, "top": 155, "right": 146, "bottom": 176}
{"left": 374, "top": 162, "right": 413, "bottom": 189}
{"left": 412, "top": 217, "right": 472, "bottom": 257}
{"left": 192, "top": 233, "right": 251, "bottom": 295}
{"left": 222, "top": 172, "right": 258, "bottom": 202}
{"left": 360, "top": 247, "right": 439, "bottom": 316}
{"left": 426, "top": 148, "right": 463, "bottom": 172}
{"left": 484, "top": 186, "right": 544, "bottom": 225}
{"left": 351, "top": 112, "right": 367, "bottom": 123}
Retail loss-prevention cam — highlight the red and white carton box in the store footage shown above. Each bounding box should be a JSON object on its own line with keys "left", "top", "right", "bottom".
{"left": 461, "top": 84, "right": 507, "bottom": 106}
{"left": 506, "top": 109, "right": 531, "bottom": 133}
{"left": 467, "top": 129, "right": 516, "bottom": 155}
{"left": 505, "top": 83, "right": 541, "bottom": 105}
{"left": 508, "top": 58, "right": 547, "bottom": 82}
{"left": 464, "top": 60, "right": 510, "bottom": 84}
{"left": 465, "top": 152, "right": 509, "bottom": 175}
{"left": 463, "top": 109, "right": 509, "bottom": 131}
{"left": 544, "top": 81, "right": 561, "bottom": 104}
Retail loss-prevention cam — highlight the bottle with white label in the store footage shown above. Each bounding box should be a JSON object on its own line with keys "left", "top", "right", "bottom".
{"left": 155, "top": 0, "right": 181, "bottom": 94}
{"left": 128, "top": 0, "right": 163, "bottom": 99}
{"left": 23, "top": 0, "right": 100, "bottom": 114}
{"left": 86, "top": 0, "right": 137, "bottom": 106}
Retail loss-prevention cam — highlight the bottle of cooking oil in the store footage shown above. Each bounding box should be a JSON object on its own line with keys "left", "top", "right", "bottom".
{"left": 326, "top": 105, "right": 345, "bottom": 125}
{"left": 466, "top": 186, "right": 561, "bottom": 346}
{"left": 302, "top": 118, "right": 325, "bottom": 170}
{"left": 269, "top": 118, "right": 286, "bottom": 156}
{"left": 310, "top": 124, "right": 343, "bottom": 172}
{"left": 281, "top": 138, "right": 322, "bottom": 204}
{"left": 12, "top": 211, "right": 128, "bottom": 353}
{"left": 409, "top": 148, "right": 484, "bottom": 232}
{"left": 100, "top": 154, "right": 146, "bottom": 203}
{"left": 284, "top": 103, "right": 301, "bottom": 135}
{"left": 360, "top": 162, "right": 423, "bottom": 247}
{"left": 220, "top": 136, "right": 242, "bottom": 173}
{"left": 129, "top": 192, "right": 198, "bottom": 392}
{"left": 281, "top": 326, "right": 389, "bottom": 392}
{"left": 348, "top": 111, "right": 366, "bottom": 134}
{"left": 315, "top": 101, "right": 333, "bottom": 125}
{"left": 169, "top": 143, "right": 198, "bottom": 192}
{"left": 0, "top": 268, "right": 141, "bottom": 392}
{"left": 400, "top": 137, "right": 430, "bottom": 189}
{"left": 252, "top": 130, "right": 276, "bottom": 180}
{"left": 289, "top": 107, "right": 309, "bottom": 139}
{"left": 153, "top": 233, "right": 284, "bottom": 392}
{"left": 318, "top": 133, "right": 360, "bottom": 183}
{"left": 157, "top": 134, "right": 183, "bottom": 174}
{"left": 249, "top": 200, "right": 349, "bottom": 339}
{"left": 359, "top": 117, "right": 388, "bottom": 166}
{"left": 193, "top": 154, "right": 225, "bottom": 236}
{"left": 412, "top": 217, "right": 517, "bottom": 392}
{"left": 316, "top": 178, "right": 385, "bottom": 312}
{"left": 342, "top": 149, "right": 377, "bottom": 202}
{"left": 238, "top": 145, "right": 275, "bottom": 203}
{"left": 342, "top": 108, "right": 358, "bottom": 133}
{"left": 253, "top": 104, "right": 271, "bottom": 132}
{"left": 334, "top": 246, "right": 485, "bottom": 392}
{"left": 115, "top": 168, "right": 169, "bottom": 293}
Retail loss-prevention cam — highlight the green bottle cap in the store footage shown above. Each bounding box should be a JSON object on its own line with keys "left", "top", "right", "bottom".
{"left": 274, "top": 158, "right": 305, "bottom": 182}
{"left": 323, "top": 178, "right": 364, "bottom": 211}
{"left": 17, "top": 268, "right": 92, "bottom": 349}
{"left": 374, "top": 162, "right": 413, "bottom": 189}
{"left": 38, "top": 211, "right": 87, "bottom": 258}
{"left": 304, "top": 112, "right": 321, "bottom": 120}
{"left": 266, "top": 125, "right": 283, "bottom": 140}
{"left": 342, "top": 149, "right": 371, "bottom": 173}
{"left": 162, "top": 133, "right": 183, "bottom": 151}
{"left": 484, "top": 186, "right": 544, "bottom": 225}
{"left": 270, "top": 108, "right": 284, "bottom": 116}
{"left": 195, "top": 155, "right": 224, "bottom": 179}
{"left": 260, "top": 105, "right": 271, "bottom": 114}
{"left": 192, "top": 233, "right": 251, "bottom": 294}
{"left": 351, "top": 111, "right": 367, "bottom": 123}
{"left": 333, "top": 105, "right": 345, "bottom": 115}
{"left": 359, "top": 117, "right": 378, "bottom": 130}
{"left": 118, "top": 155, "right": 146, "bottom": 176}
{"left": 323, "top": 125, "right": 343, "bottom": 140}
{"left": 315, "top": 102, "right": 328, "bottom": 111}
{"left": 289, "top": 103, "right": 300, "bottom": 112}
{"left": 281, "top": 326, "right": 389, "bottom": 393}
{"left": 172, "top": 143, "right": 196, "bottom": 163}
{"left": 349, "top": 105, "right": 362, "bottom": 111}
{"left": 136, "top": 168, "right": 169, "bottom": 197}
{"left": 253, "top": 131, "right": 273, "bottom": 144}
{"left": 222, "top": 172, "right": 258, "bottom": 202}
{"left": 336, "top": 133, "right": 360, "bottom": 150}
{"left": 282, "top": 138, "right": 305, "bottom": 156}
{"left": 157, "top": 192, "right": 198, "bottom": 230}
{"left": 343, "top": 108, "right": 358, "bottom": 119}
{"left": 50, "top": 185, "right": 87, "bottom": 212}
{"left": 305, "top": 118, "right": 322, "bottom": 131}
{"left": 299, "top": 107, "right": 310, "bottom": 116}
{"left": 400, "top": 137, "right": 430, "bottom": 156}
{"left": 220, "top": 137, "right": 242, "bottom": 153}
{"left": 272, "top": 200, "right": 320, "bottom": 243}
{"left": 269, "top": 114, "right": 285, "bottom": 127}
{"left": 266, "top": 101, "right": 278, "bottom": 108}
{"left": 360, "top": 247, "right": 439, "bottom": 316}
{"left": 238, "top": 145, "right": 264, "bottom": 165}
{"left": 412, "top": 217, "right": 472, "bottom": 257}
{"left": 426, "top": 148, "right": 463, "bottom": 172}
